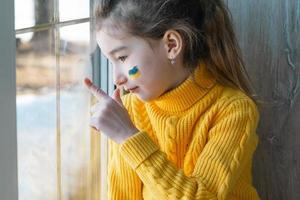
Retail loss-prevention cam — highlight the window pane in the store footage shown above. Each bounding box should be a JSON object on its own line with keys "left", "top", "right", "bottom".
{"left": 16, "top": 30, "right": 57, "bottom": 200}
{"left": 15, "top": 0, "right": 53, "bottom": 29}
{"left": 59, "top": 23, "right": 92, "bottom": 198}
{"left": 59, "top": 0, "right": 89, "bottom": 22}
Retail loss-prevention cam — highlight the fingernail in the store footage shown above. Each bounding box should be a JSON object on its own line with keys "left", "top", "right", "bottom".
{"left": 84, "top": 78, "right": 92, "bottom": 86}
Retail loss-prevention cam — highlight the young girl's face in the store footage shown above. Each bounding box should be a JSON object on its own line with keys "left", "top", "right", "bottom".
{"left": 96, "top": 28, "right": 184, "bottom": 101}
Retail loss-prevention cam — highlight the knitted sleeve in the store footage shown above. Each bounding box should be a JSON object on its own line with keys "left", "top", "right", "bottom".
{"left": 119, "top": 98, "right": 260, "bottom": 200}
{"left": 107, "top": 94, "right": 143, "bottom": 200}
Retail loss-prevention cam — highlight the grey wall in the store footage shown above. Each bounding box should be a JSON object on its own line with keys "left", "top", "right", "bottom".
{"left": 227, "top": 0, "right": 300, "bottom": 199}
{"left": 0, "top": 0, "right": 18, "bottom": 199}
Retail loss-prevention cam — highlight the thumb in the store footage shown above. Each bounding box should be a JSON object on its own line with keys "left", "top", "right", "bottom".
{"left": 112, "top": 87, "right": 123, "bottom": 106}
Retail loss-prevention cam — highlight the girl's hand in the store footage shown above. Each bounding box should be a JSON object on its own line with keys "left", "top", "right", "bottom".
{"left": 84, "top": 78, "right": 139, "bottom": 144}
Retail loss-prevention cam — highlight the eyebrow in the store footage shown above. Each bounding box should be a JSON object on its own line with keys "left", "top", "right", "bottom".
{"left": 109, "top": 46, "right": 128, "bottom": 55}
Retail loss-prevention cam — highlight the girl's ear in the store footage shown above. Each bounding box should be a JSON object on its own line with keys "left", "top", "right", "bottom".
{"left": 162, "top": 30, "right": 183, "bottom": 61}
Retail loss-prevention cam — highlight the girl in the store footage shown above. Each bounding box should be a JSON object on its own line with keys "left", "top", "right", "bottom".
{"left": 84, "top": 0, "right": 260, "bottom": 199}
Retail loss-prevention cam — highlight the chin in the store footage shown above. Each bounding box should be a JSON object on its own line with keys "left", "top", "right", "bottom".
{"left": 135, "top": 92, "right": 158, "bottom": 102}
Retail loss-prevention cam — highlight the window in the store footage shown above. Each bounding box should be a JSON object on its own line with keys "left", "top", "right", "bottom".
{"left": 14, "top": 0, "right": 111, "bottom": 199}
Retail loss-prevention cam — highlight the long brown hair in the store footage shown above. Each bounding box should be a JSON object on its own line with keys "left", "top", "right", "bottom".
{"left": 94, "top": 0, "right": 258, "bottom": 103}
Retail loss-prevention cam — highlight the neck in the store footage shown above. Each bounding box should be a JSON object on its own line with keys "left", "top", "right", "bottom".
{"left": 148, "top": 62, "right": 217, "bottom": 113}
{"left": 165, "top": 66, "right": 191, "bottom": 93}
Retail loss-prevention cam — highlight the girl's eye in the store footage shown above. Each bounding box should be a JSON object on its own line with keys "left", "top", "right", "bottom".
{"left": 118, "top": 56, "right": 127, "bottom": 62}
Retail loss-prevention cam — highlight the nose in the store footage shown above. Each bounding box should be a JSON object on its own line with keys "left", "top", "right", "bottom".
{"left": 113, "top": 66, "right": 127, "bottom": 86}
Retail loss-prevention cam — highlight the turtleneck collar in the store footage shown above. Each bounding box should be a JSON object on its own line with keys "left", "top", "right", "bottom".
{"left": 148, "top": 62, "right": 217, "bottom": 113}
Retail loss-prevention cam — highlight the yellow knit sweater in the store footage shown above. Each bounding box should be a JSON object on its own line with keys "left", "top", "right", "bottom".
{"left": 108, "top": 63, "right": 260, "bottom": 200}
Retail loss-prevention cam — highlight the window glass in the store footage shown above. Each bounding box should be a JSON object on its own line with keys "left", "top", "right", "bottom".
{"left": 59, "top": 22, "right": 92, "bottom": 198}
{"left": 16, "top": 30, "right": 58, "bottom": 199}
{"left": 15, "top": 1, "right": 93, "bottom": 199}
{"left": 15, "top": 0, "right": 53, "bottom": 29}
{"left": 59, "top": 0, "right": 89, "bottom": 22}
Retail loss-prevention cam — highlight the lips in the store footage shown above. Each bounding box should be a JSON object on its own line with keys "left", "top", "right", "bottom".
{"left": 127, "top": 86, "right": 139, "bottom": 92}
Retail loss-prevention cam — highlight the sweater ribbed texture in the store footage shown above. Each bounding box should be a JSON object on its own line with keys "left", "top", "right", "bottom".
{"left": 108, "top": 63, "right": 260, "bottom": 200}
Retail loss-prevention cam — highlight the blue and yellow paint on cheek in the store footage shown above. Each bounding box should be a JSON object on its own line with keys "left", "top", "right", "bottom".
{"left": 128, "top": 66, "right": 141, "bottom": 80}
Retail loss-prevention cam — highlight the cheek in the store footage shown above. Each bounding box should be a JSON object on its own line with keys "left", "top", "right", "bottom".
{"left": 129, "top": 48, "right": 167, "bottom": 89}
{"left": 128, "top": 55, "right": 155, "bottom": 81}
{"left": 128, "top": 66, "right": 142, "bottom": 80}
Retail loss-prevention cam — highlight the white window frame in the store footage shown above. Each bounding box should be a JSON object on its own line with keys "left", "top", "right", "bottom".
{"left": 0, "top": 0, "right": 18, "bottom": 199}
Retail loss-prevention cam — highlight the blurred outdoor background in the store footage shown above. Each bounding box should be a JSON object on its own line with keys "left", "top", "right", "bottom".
{"left": 15, "top": 0, "right": 96, "bottom": 199}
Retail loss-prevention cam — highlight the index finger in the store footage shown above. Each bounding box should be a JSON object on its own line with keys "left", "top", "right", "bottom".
{"left": 84, "top": 78, "right": 107, "bottom": 100}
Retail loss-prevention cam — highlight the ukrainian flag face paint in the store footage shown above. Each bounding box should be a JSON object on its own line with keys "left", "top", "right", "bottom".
{"left": 128, "top": 66, "right": 141, "bottom": 80}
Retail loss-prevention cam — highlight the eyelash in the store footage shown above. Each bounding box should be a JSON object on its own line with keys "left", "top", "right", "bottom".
{"left": 118, "top": 56, "right": 127, "bottom": 62}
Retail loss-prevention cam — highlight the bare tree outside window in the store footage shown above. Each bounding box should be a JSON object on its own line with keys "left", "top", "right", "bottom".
{"left": 31, "top": 0, "right": 53, "bottom": 52}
